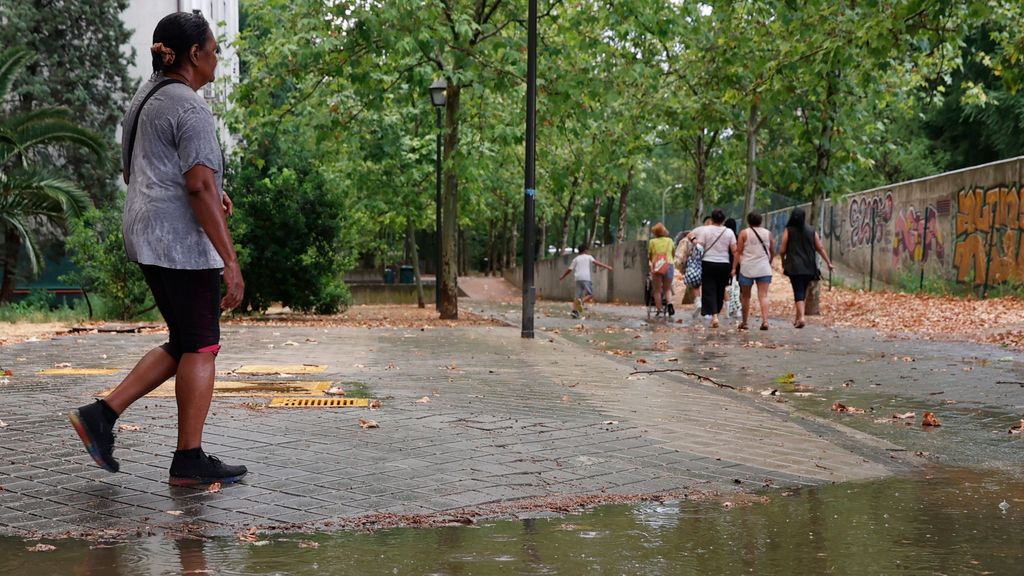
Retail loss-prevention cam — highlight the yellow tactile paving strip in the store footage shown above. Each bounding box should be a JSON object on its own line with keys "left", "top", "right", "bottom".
{"left": 39, "top": 368, "right": 120, "bottom": 376}
{"left": 233, "top": 364, "right": 328, "bottom": 375}
{"left": 97, "top": 380, "right": 334, "bottom": 398}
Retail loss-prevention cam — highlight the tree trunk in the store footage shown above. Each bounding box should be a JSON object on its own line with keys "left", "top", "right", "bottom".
{"left": 615, "top": 165, "right": 633, "bottom": 244}
{"left": 486, "top": 218, "right": 496, "bottom": 276}
{"left": 440, "top": 83, "right": 461, "bottom": 319}
{"left": 0, "top": 229, "right": 21, "bottom": 303}
{"left": 559, "top": 176, "right": 578, "bottom": 254}
{"left": 587, "top": 193, "right": 603, "bottom": 248}
{"left": 538, "top": 216, "right": 547, "bottom": 260}
{"left": 692, "top": 134, "right": 708, "bottom": 226}
{"left": 806, "top": 70, "right": 839, "bottom": 316}
{"left": 743, "top": 98, "right": 760, "bottom": 218}
{"left": 407, "top": 219, "right": 425, "bottom": 308}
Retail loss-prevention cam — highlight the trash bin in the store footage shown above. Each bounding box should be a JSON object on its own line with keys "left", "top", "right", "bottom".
{"left": 399, "top": 265, "right": 414, "bottom": 284}
{"left": 383, "top": 267, "right": 395, "bottom": 284}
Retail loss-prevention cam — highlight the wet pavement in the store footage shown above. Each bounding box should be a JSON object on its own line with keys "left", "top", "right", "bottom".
{"left": 0, "top": 298, "right": 1022, "bottom": 544}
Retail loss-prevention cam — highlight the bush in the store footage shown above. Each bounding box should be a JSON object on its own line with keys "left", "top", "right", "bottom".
{"left": 229, "top": 147, "right": 355, "bottom": 315}
{"left": 61, "top": 199, "right": 153, "bottom": 320}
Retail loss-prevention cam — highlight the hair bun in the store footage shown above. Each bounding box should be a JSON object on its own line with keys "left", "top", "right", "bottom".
{"left": 150, "top": 42, "right": 175, "bottom": 66}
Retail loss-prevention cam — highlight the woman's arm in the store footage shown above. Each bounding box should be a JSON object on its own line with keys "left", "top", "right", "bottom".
{"left": 814, "top": 232, "right": 835, "bottom": 270}
{"left": 732, "top": 230, "right": 746, "bottom": 276}
{"left": 184, "top": 164, "right": 244, "bottom": 310}
{"left": 779, "top": 228, "right": 789, "bottom": 259}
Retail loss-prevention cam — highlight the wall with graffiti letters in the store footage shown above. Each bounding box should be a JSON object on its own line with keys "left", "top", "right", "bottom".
{"left": 764, "top": 156, "right": 1024, "bottom": 289}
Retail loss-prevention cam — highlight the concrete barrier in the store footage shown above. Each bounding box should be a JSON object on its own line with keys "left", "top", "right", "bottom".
{"left": 764, "top": 156, "right": 1024, "bottom": 290}
{"left": 504, "top": 241, "right": 650, "bottom": 304}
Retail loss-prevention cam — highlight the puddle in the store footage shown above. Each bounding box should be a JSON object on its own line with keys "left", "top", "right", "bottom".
{"left": 3, "top": 467, "right": 1021, "bottom": 575}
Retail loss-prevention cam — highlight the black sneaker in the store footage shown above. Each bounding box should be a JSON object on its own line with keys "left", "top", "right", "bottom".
{"left": 169, "top": 449, "right": 247, "bottom": 486}
{"left": 69, "top": 400, "right": 120, "bottom": 473}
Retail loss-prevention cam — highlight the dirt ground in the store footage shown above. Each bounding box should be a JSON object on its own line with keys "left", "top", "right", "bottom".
{"left": 3, "top": 284, "right": 1024, "bottom": 349}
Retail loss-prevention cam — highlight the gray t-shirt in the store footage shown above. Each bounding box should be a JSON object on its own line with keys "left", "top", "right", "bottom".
{"left": 121, "top": 74, "right": 224, "bottom": 270}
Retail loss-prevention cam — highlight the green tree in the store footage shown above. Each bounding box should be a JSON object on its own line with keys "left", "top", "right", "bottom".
{"left": 1, "top": 48, "right": 103, "bottom": 303}
{"left": 0, "top": 0, "right": 135, "bottom": 207}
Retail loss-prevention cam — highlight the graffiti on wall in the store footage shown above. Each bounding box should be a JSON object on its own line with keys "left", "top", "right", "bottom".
{"left": 953, "top": 184, "right": 1024, "bottom": 286}
{"left": 892, "top": 205, "right": 944, "bottom": 267}
{"left": 848, "top": 191, "right": 894, "bottom": 249}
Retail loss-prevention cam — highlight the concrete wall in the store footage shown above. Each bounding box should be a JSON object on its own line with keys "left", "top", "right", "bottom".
{"left": 504, "top": 241, "right": 650, "bottom": 304}
{"left": 763, "top": 156, "right": 1024, "bottom": 289}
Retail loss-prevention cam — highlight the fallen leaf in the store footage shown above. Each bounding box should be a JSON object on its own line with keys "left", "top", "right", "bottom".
{"left": 2, "top": 369, "right": 11, "bottom": 376}
{"left": 165, "top": 510, "right": 183, "bottom": 516}
{"left": 1008, "top": 419, "right": 1024, "bottom": 434}
{"left": 353, "top": 364, "right": 366, "bottom": 368}
{"left": 238, "top": 527, "right": 260, "bottom": 542}
{"left": 761, "top": 389, "right": 779, "bottom": 396}
{"left": 636, "top": 358, "right": 648, "bottom": 364}
{"left": 53, "top": 362, "right": 72, "bottom": 369}
{"left": 305, "top": 338, "right": 318, "bottom": 343}
{"left": 561, "top": 395, "right": 571, "bottom": 402}
{"left": 207, "top": 482, "right": 222, "bottom": 493}
{"left": 0, "top": 420, "right": 7, "bottom": 428}
{"left": 831, "top": 402, "right": 865, "bottom": 414}
{"left": 283, "top": 341, "right": 299, "bottom": 346}
{"left": 358, "top": 418, "right": 379, "bottom": 429}
{"left": 892, "top": 412, "right": 916, "bottom": 420}
{"left": 368, "top": 399, "right": 381, "bottom": 409}
{"left": 922, "top": 412, "right": 941, "bottom": 427}
{"left": 117, "top": 424, "right": 141, "bottom": 432}
{"left": 325, "top": 386, "right": 345, "bottom": 396}
{"left": 603, "top": 420, "right": 619, "bottom": 425}
{"left": 775, "top": 373, "right": 796, "bottom": 385}
{"left": 26, "top": 544, "right": 56, "bottom": 552}
{"left": 297, "top": 540, "right": 319, "bottom": 549}
{"left": 415, "top": 396, "right": 431, "bottom": 403}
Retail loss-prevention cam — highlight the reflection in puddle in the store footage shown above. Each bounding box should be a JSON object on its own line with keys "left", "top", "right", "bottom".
{"left": 2, "top": 467, "right": 1022, "bottom": 575}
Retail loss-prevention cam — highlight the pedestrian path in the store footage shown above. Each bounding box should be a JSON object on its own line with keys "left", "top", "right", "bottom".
{"left": 0, "top": 323, "right": 900, "bottom": 538}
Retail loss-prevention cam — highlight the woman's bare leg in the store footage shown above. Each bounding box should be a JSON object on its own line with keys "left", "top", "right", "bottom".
{"left": 174, "top": 352, "right": 216, "bottom": 450}
{"left": 757, "top": 282, "right": 770, "bottom": 327}
{"left": 103, "top": 347, "right": 179, "bottom": 415}
{"left": 739, "top": 285, "right": 752, "bottom": 327}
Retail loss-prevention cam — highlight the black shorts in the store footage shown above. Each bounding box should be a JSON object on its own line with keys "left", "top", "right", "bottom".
{"left": 140, "top": 264, "right": 222, "bottom": 360}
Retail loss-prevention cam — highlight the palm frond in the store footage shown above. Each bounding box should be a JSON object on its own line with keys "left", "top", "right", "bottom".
{"left": 1, "top": 107, "right": 75, "bottom": 132}
{"left": 9, "top": 121, "right": 106, "bottom": 161}
{"left": 0, "top": 168, "right": 92, "bottom": 220}
{"left": 0, "top": 213, "right": 42, "bottom": 275}
{"left": 0, "top": 48, "right": 34, "bottom": 103}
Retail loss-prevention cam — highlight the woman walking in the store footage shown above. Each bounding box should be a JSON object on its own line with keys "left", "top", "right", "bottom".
{"left": 70, "top": 12, "right": 247, "bottom": 486}
{"left": 732, "top": 211, "right": 774, "bottom": 330}
{"left": 687, "top": 209, "right": 736, "bottom": 328}
{"left": 648, "top": 223, "right": 675, "bottom": 316}
{"left": 779, "top": 207, "right": 835, "bottom": 328}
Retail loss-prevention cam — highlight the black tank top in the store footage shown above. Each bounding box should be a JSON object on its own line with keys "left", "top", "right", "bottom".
{"left": 784, "top": 225, "right": 817, "bottom": 276}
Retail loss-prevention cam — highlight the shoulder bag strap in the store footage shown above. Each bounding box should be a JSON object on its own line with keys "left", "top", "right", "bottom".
{"left": 750, "top": 228, "right": 770, "bottom": 258}
{"left": 702, "top": 228, "right": 727, "bottom": 260}
{"left": 125, "top": 78, "right": 185, "bottom": 184}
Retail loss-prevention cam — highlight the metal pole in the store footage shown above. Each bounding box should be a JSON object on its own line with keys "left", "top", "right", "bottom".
{"left": 661, "top": 188, "right": 666, "bottom": 225}
{"left": 919, "top": 207, "right": 929, "bottom": 292}
{"left": 521, "top": 0, "right": 537, "bottom": 339}
{"left": 868, "top": 206, "right": 876, "bottom": 292}
{"left": 435, "top": 107, "right": 443, "bottom": 311}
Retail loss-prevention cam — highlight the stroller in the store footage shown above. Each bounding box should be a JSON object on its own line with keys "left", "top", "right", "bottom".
{"left": 644, "top": 276, "right": 674, "bottom": 320}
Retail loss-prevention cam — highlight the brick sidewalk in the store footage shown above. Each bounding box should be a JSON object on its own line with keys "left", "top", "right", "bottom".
{"left": 0, "top": 323, "right": 902, "bottom": 537}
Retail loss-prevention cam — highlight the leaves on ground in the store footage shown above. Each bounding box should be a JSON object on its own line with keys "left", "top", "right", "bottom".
{"left": 325, "top": 386, "right": 345, "bottom": 396}
{"left": 117, "top": 424, "right": 141, "bottom": 432}
{"left": 1010, "top": 419, "right": 1024, "bottom": 434}
{"left": 415, "top": 396, "right": 431, "bottom": 403}
{"left": 207, "top": 482, "right": 222, "bottom": 493}
{"left": 297, "top": 540, "right": 320, "bottom": 549}
{"left": 358, "top": 418, "right": 379, "bottom": 429}
{"left": 922, "top": 412, "right": 942, "bottom": 427}
{"left": 892, "top": 412, "right": 916, "bottom": 419}
{"left": 26, "top": 544, "right": 56, "bottom": 552}
{"left": 774, "top": 373, "right": 796, "bottom": 385}
{"left": 831, "top": 402, "right": 865, "bottom": 414}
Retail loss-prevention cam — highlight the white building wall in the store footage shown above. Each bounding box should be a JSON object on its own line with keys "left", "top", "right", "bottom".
{"left": 122, "top": 0, "right": 239, "bottom": 144}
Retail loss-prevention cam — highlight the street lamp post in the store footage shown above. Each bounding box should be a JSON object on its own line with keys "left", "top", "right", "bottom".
{"left": 429, "top": 79, "right": 447, "bottom": 311}
{"left": 661, "top": 183, "right": 683, "bottom": 225}
{"left": 521, "top": 0, "right": 538, "bottom": 339}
